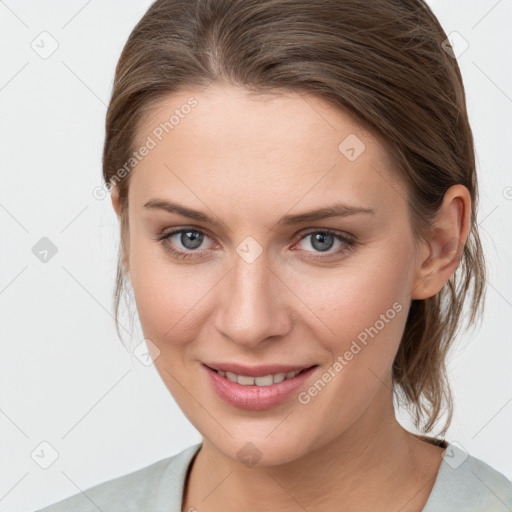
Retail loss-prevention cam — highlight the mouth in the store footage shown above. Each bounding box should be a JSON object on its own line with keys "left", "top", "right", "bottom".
{"left": 203, "top": 363, "right": 318, "bottom": 387}
{"left": 203, "top": 363, "right": 319, "bottom": 410}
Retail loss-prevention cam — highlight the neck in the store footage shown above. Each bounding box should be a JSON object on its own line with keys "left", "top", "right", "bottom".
{"left": 182, "top": 384, "right": 444, "bottom": 512}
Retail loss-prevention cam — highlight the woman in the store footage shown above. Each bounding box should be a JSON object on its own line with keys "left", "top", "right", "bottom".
{"left": 36, "top": 0, "right": 512, "bottom": 510}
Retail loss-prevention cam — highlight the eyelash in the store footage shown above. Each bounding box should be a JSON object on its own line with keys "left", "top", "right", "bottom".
{"left": 157, "top": 227, "right": 358, "bottom": 261}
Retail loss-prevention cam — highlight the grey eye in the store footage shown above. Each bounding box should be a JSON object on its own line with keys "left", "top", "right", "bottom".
{"left": 308, "top": 233, "right": 335, "bottom": 252}
{"left": 177, "top": 230, "right": 204, "bottom": 250}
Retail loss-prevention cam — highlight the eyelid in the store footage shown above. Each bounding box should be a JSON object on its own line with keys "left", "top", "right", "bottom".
{"left": 291, "top": 228, "right": 357, "bottom": 258}
{"left": 158, "top": 225, "right": 216, "bottom": 241}
{"left": 159, "top": 226, "right": 354, "bottom": 245}
{"left": 157, "top": 225, "right": 357, "bottom": 259}
{"left": 296, "top": 227, "right": 355, "bottom": 243}
{"left": 158, "top": 226, "right": 219, "bottom": 250}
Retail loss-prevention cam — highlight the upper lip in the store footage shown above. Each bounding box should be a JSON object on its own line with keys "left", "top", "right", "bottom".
{"left": 203, "top": 362, "right": 317, "bottom": 377}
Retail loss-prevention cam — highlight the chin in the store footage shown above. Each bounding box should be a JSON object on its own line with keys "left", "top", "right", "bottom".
{"left": 205, "top": 431, "right": 317, "bottom": 468}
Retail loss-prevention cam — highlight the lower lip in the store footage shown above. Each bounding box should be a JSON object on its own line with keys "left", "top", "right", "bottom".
{"left": 203, "top": 364, "right": 318, "bottom": 410}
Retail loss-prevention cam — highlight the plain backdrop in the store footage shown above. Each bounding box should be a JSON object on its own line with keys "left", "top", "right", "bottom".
{"left": 1, "top": 1, "right": 511, "bottom": 510}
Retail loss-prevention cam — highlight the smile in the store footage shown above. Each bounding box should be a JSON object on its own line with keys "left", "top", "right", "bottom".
{"left": 212, "top": 368, "right": 307, "bottom": 386}
{"left": 203, "top": 364, "right": 319, "bottom": 410}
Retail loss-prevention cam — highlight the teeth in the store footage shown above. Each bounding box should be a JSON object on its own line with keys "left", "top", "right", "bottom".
{"left": 220, "top": 369, "right": 302, "bottom": 386}
{"left": 238, "top": 374, "right": 256, "bottom": 385}
{"left": 225, "top": 371, "right": 237, "bottom": 383}
{"left": 273, "top": 372, "right": 286, "bottom": 384}
{"left": 255, "top": 375, "right": 274, "bottom": 386}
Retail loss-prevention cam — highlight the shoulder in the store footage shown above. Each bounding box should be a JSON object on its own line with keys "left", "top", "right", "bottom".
{"left": 423, "top": 442, "right": 512, "bottom": 511}
{"left": 34, "top": 443, "right": 202, "bottom": 512}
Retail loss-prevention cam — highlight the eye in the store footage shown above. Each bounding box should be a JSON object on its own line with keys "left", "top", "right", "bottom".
{"left": 158, "top": 228, "right": 215, "bottom": 260}
{"left": 294, "top": 229, "right": 357, "bottom": 259}
{"left": 157, "top": 227, "right": 357, "bottom": 261}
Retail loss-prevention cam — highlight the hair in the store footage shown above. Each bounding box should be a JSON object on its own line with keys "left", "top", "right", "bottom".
{"left": 102, "top": 0, "right": 486, "bottom": 436}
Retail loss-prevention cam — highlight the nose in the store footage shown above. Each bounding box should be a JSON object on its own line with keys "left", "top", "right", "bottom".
{"left": 213, "top": 251, "right": 294, "bottom": 348}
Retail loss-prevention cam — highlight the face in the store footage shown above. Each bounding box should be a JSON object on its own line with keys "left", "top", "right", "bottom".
{"left": 120, "top": 85, "right": 423, "bottom": 466}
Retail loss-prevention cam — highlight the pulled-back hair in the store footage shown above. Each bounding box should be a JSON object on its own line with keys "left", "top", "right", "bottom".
{"left": 102, "top": 0, "right": 486, "bottom": 435}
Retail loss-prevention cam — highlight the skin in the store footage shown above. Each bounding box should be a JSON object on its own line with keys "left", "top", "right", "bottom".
{"left": 110, "top": 84, "right": 471, "bottom": 511}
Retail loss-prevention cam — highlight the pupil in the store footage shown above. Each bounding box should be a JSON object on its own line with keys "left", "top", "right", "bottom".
{"left": 312, "top": 233, "right": 334, "bottom": 252}
{"left": 181, "top": 231, "right": 203, "bottom": 249}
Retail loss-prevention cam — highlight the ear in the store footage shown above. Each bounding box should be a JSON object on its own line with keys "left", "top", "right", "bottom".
{"left": 110, "top": 183, "right": 122, "bottom": 218}
{"left": 110, "top": 184, "right": 130, "bottom": 274}
{"left": 411, "top": 184, "right": 471, "bottom": 300}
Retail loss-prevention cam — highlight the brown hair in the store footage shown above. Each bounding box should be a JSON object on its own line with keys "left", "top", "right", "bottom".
{"left": 103, "top": 0, "right": 486, "bottom": 436}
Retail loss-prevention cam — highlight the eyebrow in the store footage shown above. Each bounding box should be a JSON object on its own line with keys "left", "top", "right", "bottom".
{"left": 143, "top": 198, "right": 375, "bottom": 229}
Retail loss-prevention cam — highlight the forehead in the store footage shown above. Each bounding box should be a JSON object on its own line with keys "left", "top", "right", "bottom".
{"left": 135, "top": 85, "right": 386, "bottom": 157}
{"left": 130, "top": 85, "right": 407, "bottom": 217}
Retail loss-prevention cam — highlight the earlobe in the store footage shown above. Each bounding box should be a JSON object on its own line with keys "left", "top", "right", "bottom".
{"left": 110, "top": 183, "right": 122, "bottom": 218}
{"left": 411, "top": 185, "right": 471, "bottom": 300}
{"left": 110, "top": 184, "right": 130, "bottom": 274}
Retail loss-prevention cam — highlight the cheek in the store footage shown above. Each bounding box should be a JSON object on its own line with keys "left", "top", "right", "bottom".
{"left": 130, "top": 268, "right": 204, "bottom": 341}
{"left": 289, "top": 256, "right": 412, "bottom": 442}
{"left": 287, "top": 241, "right": 413, "bottom": 342}
{"left": 128, "top": 236, "right": 220, "bottom": 348}
{"left": 128, "top": 234, "right": 185, "bottom": 334}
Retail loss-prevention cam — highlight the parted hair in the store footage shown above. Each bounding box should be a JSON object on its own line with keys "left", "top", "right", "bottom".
{"left": 103, "top": 0, "right": 486, "bottom": 435}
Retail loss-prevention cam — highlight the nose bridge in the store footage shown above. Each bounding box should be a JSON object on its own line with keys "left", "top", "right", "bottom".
{"left": 214, "top": 248, "right": 291, "bottom": 346}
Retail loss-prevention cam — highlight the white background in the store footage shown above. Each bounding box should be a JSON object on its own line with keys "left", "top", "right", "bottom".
{"left": 1, "top": 1, "right": 511, "bottom": 510}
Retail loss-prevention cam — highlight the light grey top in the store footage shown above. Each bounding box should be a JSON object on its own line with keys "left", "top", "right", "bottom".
{"left": 35, "top": 441, "right": 512, "bottom": 512}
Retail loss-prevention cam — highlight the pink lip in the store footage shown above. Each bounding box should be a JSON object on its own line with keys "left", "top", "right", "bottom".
{"left": 203, "top": 364, "right": 318, "bottom": 410}
{"left": 202, "top": 361, "right": 315, "bottom": 377}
